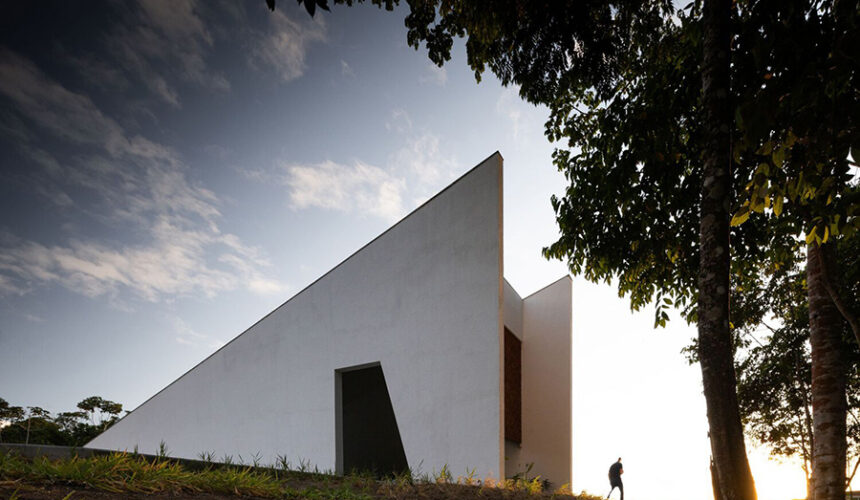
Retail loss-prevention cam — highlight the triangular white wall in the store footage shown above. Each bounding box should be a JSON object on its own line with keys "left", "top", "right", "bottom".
{"left": 89, "top": 153, "right": 505, "bottom": 478}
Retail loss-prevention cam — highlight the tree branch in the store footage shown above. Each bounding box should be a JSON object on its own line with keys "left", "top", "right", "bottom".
{"left": 848, "top": 455, "right": 860, "bottom": 491}
{"left": 743, "top": 330, "right": 765, "bottom": 347}
{"left": 760, "top": 321, "right": 779, "bottom": 335}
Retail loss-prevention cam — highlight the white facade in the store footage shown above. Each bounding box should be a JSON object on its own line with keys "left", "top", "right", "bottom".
{"left": 504, "top": 277, "right": 573, "bottom": 485}
{"left": 88, "top": 152, "right": 572, "bottom": 486}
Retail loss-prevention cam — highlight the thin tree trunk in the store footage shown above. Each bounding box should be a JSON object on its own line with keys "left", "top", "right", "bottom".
{"left": 698, "top": 1, "right": 757, "bottom": 499}
{"left": 807, "top": 243, "right": 848, "bottom": 500}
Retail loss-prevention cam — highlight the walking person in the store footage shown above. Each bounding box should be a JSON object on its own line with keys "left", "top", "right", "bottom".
{"left": 607, "top": 457, "right": 623, "bottom": 500}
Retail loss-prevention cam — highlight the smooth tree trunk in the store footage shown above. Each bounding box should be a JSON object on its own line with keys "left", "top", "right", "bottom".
{"left": 807, "top": 243, "right": 848, "bottom": 500}
{"left": 698, "top": 0, "right": 757, "bottom": 499}
{"left": 816, "top": 240, "right": 860, "bottom": 349}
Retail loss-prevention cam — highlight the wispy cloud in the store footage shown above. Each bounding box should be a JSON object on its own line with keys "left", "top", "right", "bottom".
{"left": 340, "top": 59, "right": 354, "bottom": 77}
{"left": 284, "top": 160, "right": 406, "bottom": 222}
{"left": 266, "top": 109, "right": 459, "bottom": 223}
{"left": 0, "top": 50, "right": 285, "bottom": 302}
{"left": 172, "top": 316, "right": 224, "bottom": 349}
{"left": 23, "top": 313, "right": 45, "bottom": 323}
{"left": 70, "top": 0, "right": 231, "bottom": 107}
{"left": 385, "top": 108, "right": 413, "bottom": 134}
{"left": 0, "top": 48, "right": 127, "bottom": 152}
{"left": 0, "top": 274, "right": 25, "bottom": 296}
{"left": 388, "top": 133, "right": 457, "bottom": 187}
{"left": 251, "top": 9, "right": 326, "bottom": 83}
{"left": 0, "top": 221, "right": 284, "bottom": 302}
{"left": 496, "top": 86, "right": 539, "bottom": 147}
{"left": 419, "top": 63, "right": 447, "bottom": 86}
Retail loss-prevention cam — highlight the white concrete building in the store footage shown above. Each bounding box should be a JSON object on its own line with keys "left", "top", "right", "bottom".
{"left": 88, "top": 152, "right": 572, "bottom": 486}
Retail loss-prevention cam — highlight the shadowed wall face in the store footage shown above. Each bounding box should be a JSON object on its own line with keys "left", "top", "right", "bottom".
{"left": 340, "top": 365, "right": 408, "bottom": 476}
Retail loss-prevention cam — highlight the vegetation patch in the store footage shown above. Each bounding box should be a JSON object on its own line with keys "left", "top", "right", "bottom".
{"left": 0, "top": 452, "right": 604, "bottom": 500}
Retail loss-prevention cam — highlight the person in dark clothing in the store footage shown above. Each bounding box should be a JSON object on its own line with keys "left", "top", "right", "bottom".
{"left": 607, "top": 457, "right": 623, "bottom": 500}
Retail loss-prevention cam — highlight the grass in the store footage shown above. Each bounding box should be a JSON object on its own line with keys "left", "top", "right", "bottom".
{"left": 0, "top": 451, "right": 605, "bottom": 499}
{"left": 0, "top": 452, "right": 289, "bottom": 497}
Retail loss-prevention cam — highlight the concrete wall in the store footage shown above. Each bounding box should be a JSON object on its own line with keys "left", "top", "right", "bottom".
{"left": 521, "top": 277, "right": 572, "bottom": 487}
{"left": 504, "top": 277, "right": 572, "bottom": 488}
{"left": 89, "top": 153, "right": 505, "bottom": 479}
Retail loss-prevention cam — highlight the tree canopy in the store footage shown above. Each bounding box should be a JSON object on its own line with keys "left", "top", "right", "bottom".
{"left": 0, "top": 396, "right": 124, "bottom": 447}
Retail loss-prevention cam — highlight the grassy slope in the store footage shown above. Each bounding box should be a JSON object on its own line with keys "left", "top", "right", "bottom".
{"left": 0, "top": 452, "right": 605, "bottom": 500}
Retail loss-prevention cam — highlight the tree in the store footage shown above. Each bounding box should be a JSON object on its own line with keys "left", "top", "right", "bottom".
{"left": 0, "top": 403, "right": 64, "bottom": 446}
{"left": 730, "top": 0, "right": 860, "bottom": 347}
{"left": 736, "top": 247, "right": 860, "bottom": 497}
{"left": 75, "top": 395, "right": 122, "bottom": 430}
{"left": 0, "top": 397, "right": 24, "bottom": 443}
{"left": 543, "top": 1, "right": 857, "bottom": 497}
{"left": 55, "top": 411, "right": 87, "bottom": 434}
{"left": 727, "top": 1, "right": 859, "bottom": 497}
{"left": 76, "top": 395, "right": 105, "bottom": 426}
{"left": 540, "top": 3, "right": 762, "bottom": 497}
{"left": 698, "top": 0, "right": 759, "bottom": 497}
{"left": 0, "top": 396, "right": 125, "bottom": 446}
{"left": 24, "top": 407, "right": 50, "bottom": 445}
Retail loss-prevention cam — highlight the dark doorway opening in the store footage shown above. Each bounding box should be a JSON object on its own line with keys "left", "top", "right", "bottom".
{"left": 336, "top": 363, "right": 408, "bottom": 477}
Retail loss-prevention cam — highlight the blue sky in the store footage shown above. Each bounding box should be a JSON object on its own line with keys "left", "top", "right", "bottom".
{"left": 0, "top": 2, "right": 815, "bottom": 499}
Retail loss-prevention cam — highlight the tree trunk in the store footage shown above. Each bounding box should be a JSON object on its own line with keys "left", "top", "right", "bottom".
{"left": 711, "top": 457, "right": 723, "bottom": 500}
{"left": 817, "top": 241, "right": 860, "bottom": 349}
{"left": 807, "top": 243, "right": 848, "bottom": 500}
{"left": 698, "top": 0, "right": 757, "bottom": 499}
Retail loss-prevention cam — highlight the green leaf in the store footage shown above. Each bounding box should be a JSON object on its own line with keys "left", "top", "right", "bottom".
{"left": 757, "top": 140, "right": 773, "bottom": 156}
{"left": 750, "top": 196, "right": 765, "bottom": 213}
{"left": 731, "top": 207, "right": 751, "bottom": 226}
{"left": 773, "top": 196, "right": 784, "bottom": 216}
{"left": 805, "top": 227, "right": 817, "bottom": 245}
{"left": 772, "top": 147, "right": 785, "bottom": 168}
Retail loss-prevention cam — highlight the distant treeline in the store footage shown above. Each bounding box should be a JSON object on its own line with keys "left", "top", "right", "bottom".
{"left": 0, "top": 396, "right": 124, "bottom": 447}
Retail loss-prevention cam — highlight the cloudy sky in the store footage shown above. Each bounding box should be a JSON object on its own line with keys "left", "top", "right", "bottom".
{"left": 0, "top": 2, "right": 816, "bottom": 499}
